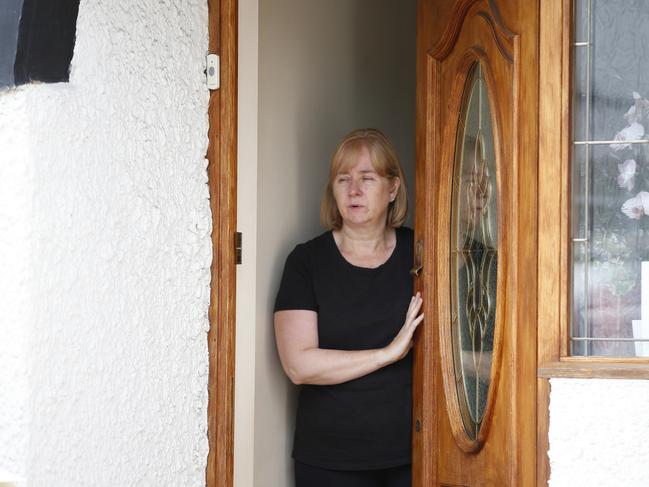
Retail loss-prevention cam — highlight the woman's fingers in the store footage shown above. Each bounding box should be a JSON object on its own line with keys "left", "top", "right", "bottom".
{"left": 406, "top": 293, "right": 423, "bottom": 322}
{"left": 406, "top": 294, "right": 423, "bottom": 324}
{"left": 406, "top": 313, "right": 424, "bottom": 335}
{"left": 412, "top": 313, "right": 424, "bottom": 327}
{"left": 402, "top": 306, "right": 424, "bottom": 339}
{"left": 385, "top": 294, "right": 425, "bottom": 363}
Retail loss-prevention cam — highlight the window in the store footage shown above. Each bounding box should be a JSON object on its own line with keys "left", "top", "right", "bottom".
{"left": 0, "top": 0, "right": 24, "bottom": 87}
{"left": 570, "top": 0, "right": 649, "bottom": 357}
{"left": 1, "top": 0, "right": 80, "bottom": 89}
{"left": 538, "top": 0, "right": 649, "bottom": 378}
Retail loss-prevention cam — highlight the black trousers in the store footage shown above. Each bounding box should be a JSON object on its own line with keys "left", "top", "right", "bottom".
{"left": 294, "top": 461, "right": 411, "bottom": 487}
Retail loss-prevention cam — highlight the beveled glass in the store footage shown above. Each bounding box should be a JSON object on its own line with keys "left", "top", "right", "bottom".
{"left": 450, "top": 62, "right": 499, "bottom": 440}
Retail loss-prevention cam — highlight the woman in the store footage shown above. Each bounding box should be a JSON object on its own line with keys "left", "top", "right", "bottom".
{"left": 274, "top": 128, "right": 423, "bottom": 487}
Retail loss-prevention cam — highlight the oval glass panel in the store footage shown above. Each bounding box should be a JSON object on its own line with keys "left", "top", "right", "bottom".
{"left": 449, "top": 62, "right": 498, "bottom": 441}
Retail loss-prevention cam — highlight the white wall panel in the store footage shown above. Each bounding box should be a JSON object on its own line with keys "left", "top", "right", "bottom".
{"left": 0, "top": 1, "right": 210, "bottom": 485}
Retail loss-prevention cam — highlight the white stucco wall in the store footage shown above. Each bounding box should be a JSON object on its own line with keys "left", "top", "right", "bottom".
{"left": 0, "top": 1, "right": 210, "bottom": 486}
{"left": 0, "top": 94, "right": 31, "bottom": 483}
{"left": 549, "top": 379, "right": 649, "bottom": 487}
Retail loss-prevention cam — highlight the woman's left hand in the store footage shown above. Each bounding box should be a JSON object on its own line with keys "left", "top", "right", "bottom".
{"left": 381, "top": 292, "right": 424, "bottom": 365}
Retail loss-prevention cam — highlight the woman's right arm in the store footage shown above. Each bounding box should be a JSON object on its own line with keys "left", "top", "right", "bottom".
{"left": 274, "top": 293, "right": 423, "bottom": 386}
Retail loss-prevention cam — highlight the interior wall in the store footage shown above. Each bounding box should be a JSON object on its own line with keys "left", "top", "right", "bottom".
{"left": 0, "top": 1, "right": 211, "bottom": 485}
{"left": 240, "top": 1, "right": 417, "bottom": 486}
{"left": 234, "top": 0, "right": 259, "bottom": 486}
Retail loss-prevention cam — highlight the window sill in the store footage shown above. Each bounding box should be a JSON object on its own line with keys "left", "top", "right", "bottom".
{"left": 538, "top": 359, "right": 649, "bottom": 379}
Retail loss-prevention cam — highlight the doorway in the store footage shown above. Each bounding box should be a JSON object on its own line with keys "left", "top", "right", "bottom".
{"left": 234, "top": 1, "right": 418, "bottom": 486}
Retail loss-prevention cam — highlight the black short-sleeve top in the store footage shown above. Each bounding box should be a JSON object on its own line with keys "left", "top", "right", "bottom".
{"left": 274, "top": 226, "right": 414, "bottom": 470}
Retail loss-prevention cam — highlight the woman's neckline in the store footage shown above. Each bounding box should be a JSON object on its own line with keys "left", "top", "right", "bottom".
{"left": 329, "top": 227, "right": 400, "bottom": 271}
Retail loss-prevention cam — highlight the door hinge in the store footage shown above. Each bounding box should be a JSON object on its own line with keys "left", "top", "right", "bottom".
{"left": 206, "top": 53, "right": 220, "bottom": 90}
{"left": 235, "top": 232, "right": 242, "bottom": 265}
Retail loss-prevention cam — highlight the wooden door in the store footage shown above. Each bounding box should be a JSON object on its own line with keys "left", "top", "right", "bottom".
{"left": 413, "top": 1, "right": 539, "bottom": 486}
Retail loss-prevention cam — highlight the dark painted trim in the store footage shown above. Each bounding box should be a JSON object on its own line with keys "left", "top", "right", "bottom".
{"left": 14, "top": 0, "right": 80, "bottom": 85}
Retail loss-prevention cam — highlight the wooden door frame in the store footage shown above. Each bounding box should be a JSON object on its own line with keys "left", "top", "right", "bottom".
{"left": 203, "top": 2, "right": 546, "bottom": 486}
{"left": 536, "top": 0, "right": 649, "bottom": 484}
{"left": 206, "top": 0, "right": 238, "bottom": 486}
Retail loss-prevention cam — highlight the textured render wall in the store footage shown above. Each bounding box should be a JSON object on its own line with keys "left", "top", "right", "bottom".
{"left": 549, "top": 379, "right": 649, "bottom": 487}
{"left": 0, "top": 1, "right": 211, "bottom": 486}
{"left": 0, "top": 94, "right": 31, "bottom": 482}
{"left": 253, "top": 1, "right": 416, "bottom": 485}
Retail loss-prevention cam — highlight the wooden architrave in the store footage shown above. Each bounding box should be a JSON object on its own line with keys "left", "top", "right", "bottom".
{"left": 206, "top": 0, "right": 238, "bottom": 486}
{"left": 537, "top": 0, "right": 572, "bottom": 378}
{"left": 537, "top": 5, "right": 573, "bottom": 483}
{"left": 411, "top": 0, "right": 438, "bottom": 481}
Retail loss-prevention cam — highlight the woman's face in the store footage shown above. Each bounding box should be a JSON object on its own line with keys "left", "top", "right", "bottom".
{"left": 332, "top": 146, "right": 399, "bottom": 229}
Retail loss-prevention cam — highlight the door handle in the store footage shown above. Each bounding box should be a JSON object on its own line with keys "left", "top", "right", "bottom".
{"left": 410, "top": 263, "right": 423, "bottom": 277}
{"left": 410, "top": 240, "right": 423, "bottom": 277}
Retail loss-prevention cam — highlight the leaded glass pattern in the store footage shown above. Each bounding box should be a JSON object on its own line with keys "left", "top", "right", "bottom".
{"left": 450, "top": 62, "right": 498, "bottom": 440}
{"left": 571, "top": 0, "right": 649, "bottom": 357}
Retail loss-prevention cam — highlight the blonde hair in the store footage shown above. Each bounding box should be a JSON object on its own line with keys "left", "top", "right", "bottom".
{"left": 320, "top": 128, "right": 408, "bottom": 230}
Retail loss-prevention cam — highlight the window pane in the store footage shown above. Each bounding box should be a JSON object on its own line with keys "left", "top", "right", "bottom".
{"left": 571, "top": 0, "right": 649, "bottom": 357}
{"left": 0, "top": 0, "right": 23, "bottom": 88}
